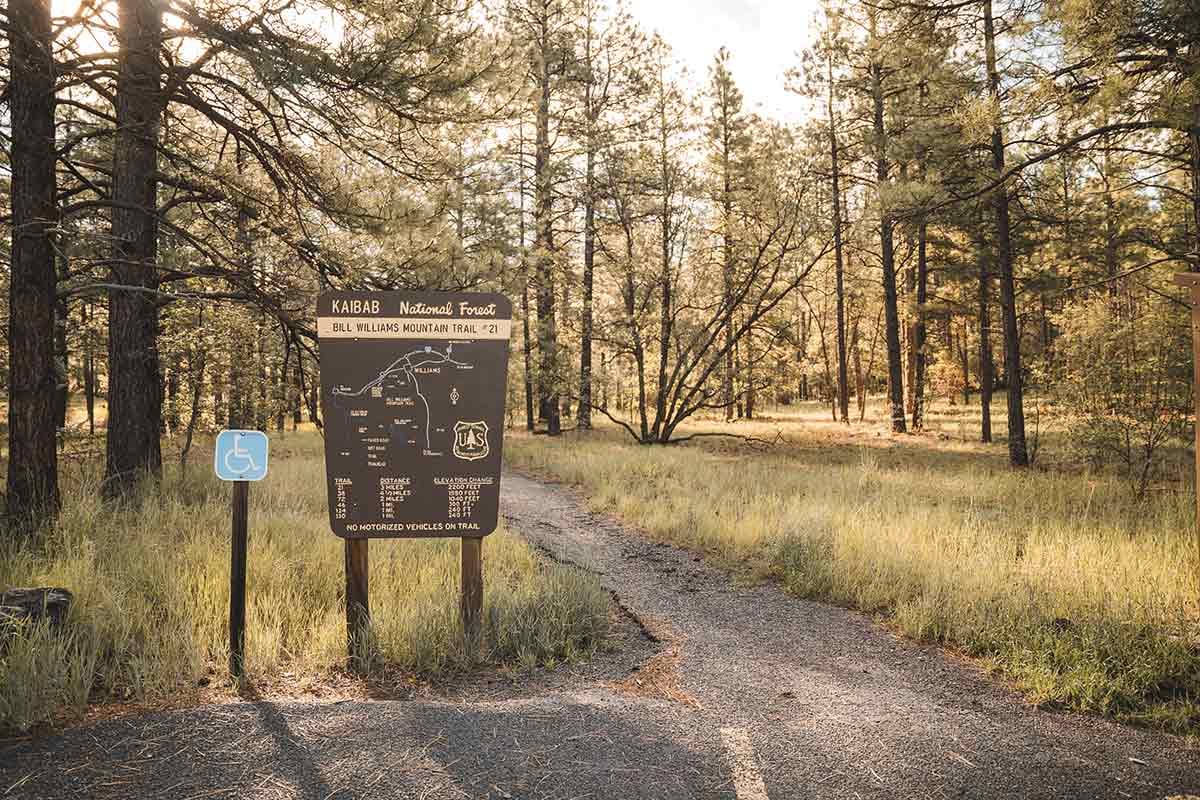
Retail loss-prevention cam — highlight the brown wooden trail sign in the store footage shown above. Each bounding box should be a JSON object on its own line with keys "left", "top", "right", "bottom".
{"left": 317, "top": 290, "right": 513, "bottom": 663}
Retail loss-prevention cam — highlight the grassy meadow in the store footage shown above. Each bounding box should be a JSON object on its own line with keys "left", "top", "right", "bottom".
{"left": 0, "top": 431, "right": 610, "bottom": 734}
{"left": 507, "top": 396, "right": 1200, "bottom": 734}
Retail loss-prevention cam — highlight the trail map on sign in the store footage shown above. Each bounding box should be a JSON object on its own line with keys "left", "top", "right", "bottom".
{"left": 331, "top": 343, "right": 471, "bottom": 454}
{"left": 317, "top": 291, "right": 512, "bottom": 538}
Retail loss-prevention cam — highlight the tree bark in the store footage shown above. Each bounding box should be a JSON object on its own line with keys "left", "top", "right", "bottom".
{"left": 814, "top": 302, "right": 837, "bottom": 421}
{"left": 862, "top": 305, "right": 883, "bottom": 423}
{"left": 213, "top": 377, "right": 225, "bottom": 427}
{"left": 983, "top": 0, "right": 1027, "bottom": 466}
{"left": 959, "top": 318, "right": 970, "bottom": 405}
{"left": 307, "top": 370, "right": 321, "bottom": 428}
{"left": 976, "top": 220, "right": 994, "bottom": 443}
{"left": 84, "top": 300, "right": 96, "bottom": 436}
{"left": 7, "top": 0, "right": 61, "bottom": 522}
{"left": 53, "top": 247, "right": 69, "bottom": 431}
{"left": 180, "top": 307, "right": 206, "bottom": 471}
{"left": 254, "top": 316, "right": 268, "bottom": 430}
{"left": 578, "top": 133, "right": 596, "bottom": 429}
{"left": 624, "top": 259, "right": 649, "bottom": 442}
{"left": 274, "top": 339, "right": 287, "bottom": 432}
{"left": 850, "top": 313, "right": 865, "bottom": 419}
{"left": 828, "top": 51, "right": 850, "bottom": 424}
{"left": 292, "top": 356, "right": 303, "bottom": 429}
{"left": 577, "top": 21, "right": 597, "bottom": 431}
{"left": 105, "top": 0, "right": 164, "bottom": 496}
{"left": 912, "top": 219, "right": 928, "bottom": 431}
{"left": 166, "top": 365, "right": 180, "bottom": 432}
{"left": 744, "top": 329, "right": 756, "bottom": 419}
{"left": 869, "top": 7, "right": 906, "bottom": 433}
{"left": 721, "top": 137, "right": 736, "bottom": 421}
{"left": 516, "top": 122, "right": 535, "bottom": 432}
{"left": 653, "top": 80, "right": 675, "bottom": 440}
{"left": 533, "top": 12, "right": 560, "bottom": 436}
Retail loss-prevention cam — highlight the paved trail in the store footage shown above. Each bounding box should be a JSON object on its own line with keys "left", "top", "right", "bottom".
{"left": 2, "top": 473, "right": 1197, "bottom": 799}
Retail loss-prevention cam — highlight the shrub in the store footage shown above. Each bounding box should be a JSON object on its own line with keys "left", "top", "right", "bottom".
{"left": 1050, "top": 293, "right": 1191, "bottom": 499}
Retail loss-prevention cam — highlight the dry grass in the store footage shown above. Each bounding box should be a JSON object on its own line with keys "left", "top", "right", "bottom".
{"left": 0, "top": 431, "right": 610, "bottom": 734}
{"left": 507, "top": 396, "right": 1200, "bottom": 733}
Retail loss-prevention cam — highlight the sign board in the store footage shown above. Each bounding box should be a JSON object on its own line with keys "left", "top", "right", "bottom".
{"left": 214, "top": 429, "right": 269, "bottom": 481}
{"left": 316, "top": 291, "right": 513, "bottom": 538}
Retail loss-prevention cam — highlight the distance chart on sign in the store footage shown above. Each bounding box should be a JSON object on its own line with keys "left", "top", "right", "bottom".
{"left": 316, "top": 291, "right": 513, "bottom": 538}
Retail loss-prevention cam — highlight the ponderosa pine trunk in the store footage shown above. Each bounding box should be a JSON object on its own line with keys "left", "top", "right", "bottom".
{"left": 912, "top": 219, "right": 928, "bottom": 431}
{"left": 744, "top": 330, "right": 755, "bottom": 419}
{"left": 959, "top": 319, "right": 970, "bottom": 406}
{"left": 7, "top": 0, "right": 61, "bottom": 523}
{"left": 274, "top": 341, "right": 287, "bottom": 432}
{"left": 577, "top": 15, "right": 600, "bottom": 431}
{"left": 180, "top": 307, "right": 206, "bottom": 471}
{"left": 292, "top": 358, "right": 303, "bottom": 429}
{"left": 105, "top": 0, "right": 164, "bottom": 496}
{"left": 653, "top": 90, "right": 674, "bottom": 441}
{"left": 53, "top": 247, "right": 69, "bottom": 430}
{"left": 533, "top": 13, "right": 560, "bottom": 436}
{"left": 721, "top": 158, "right": 735, "bottom": 422}
{"left": 828, "top": 51, "right": 850, "bottom": 424}
{"left": 983, "top": 0, "right": 1027, "bottom": 466}
{"left": 869, "top": 7, "right": 906, "bottom": 433}
{"left": 977, "top": 221, "right": 994, "bottom": 443}
{"left": 516, "top": 121, "right": 535, "bottom": 431}
{"left": 166, "top": 365, "right": 180, "bottom": 432}
{"left": 84, "top": 300, "right": 96, "bottom": 436}
{"left": 578, "top": 128, "right": 596, "bottom": 429}
{"left": 850, "top": 313, "right": 865, "bottom": 419}
{"left": 625, "top": 257, "right": 649, "bottom": 442}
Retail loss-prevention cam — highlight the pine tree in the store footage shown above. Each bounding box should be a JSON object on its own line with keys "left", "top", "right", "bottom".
{"left": 5, "top": 0, "right": 60, "bottom": 522}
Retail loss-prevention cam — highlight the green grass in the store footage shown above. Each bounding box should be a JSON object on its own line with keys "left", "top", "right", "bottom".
{"left": 0, "top": 432, "right": 610, "bottom": 734}
{"left": 506, "top": 400, "right": 1200, "bottom": 734}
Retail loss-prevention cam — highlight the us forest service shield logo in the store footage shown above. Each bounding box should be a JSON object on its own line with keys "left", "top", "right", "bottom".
{"left": 453, "top": 420, "right": 490, "bottom": 461}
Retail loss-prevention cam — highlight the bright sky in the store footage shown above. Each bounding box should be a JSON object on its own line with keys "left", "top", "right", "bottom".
{"left": 627, "top": 0, "right": 821, "bottom": 124}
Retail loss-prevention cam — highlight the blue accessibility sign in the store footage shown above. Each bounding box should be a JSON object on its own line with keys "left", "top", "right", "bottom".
{"left": 214, "top": 430, "right": 269, "bottom": 481}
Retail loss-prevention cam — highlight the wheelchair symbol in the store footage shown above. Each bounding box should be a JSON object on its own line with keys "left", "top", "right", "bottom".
{"left": 225, "top": 434, "right": 258, "bottom": 474}
{"left": 214, "top": 429, "right": 269, "bottom": 481}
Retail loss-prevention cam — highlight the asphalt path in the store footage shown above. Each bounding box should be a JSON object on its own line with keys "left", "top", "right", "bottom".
{"left": 2, "top": 472, "right": 1197, "bottom": 799}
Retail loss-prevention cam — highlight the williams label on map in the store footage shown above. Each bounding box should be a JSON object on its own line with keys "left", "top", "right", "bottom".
{"left": 317, "top": 291, "right": 512, "bottom": 538}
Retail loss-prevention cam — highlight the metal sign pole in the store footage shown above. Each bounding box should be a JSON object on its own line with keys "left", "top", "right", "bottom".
{"left": 229, "top": 480, "right": 249, "bottom": 678}
{"left": 214, "top": 428, "right": 269, "bottom": 681}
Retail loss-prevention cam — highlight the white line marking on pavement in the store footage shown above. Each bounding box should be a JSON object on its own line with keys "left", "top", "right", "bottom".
{"left": 720, "top": 726, "right": 770, "bottom": 800}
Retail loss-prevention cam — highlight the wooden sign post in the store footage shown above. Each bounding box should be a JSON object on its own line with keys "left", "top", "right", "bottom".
{"left": 1173, "top": 273, "right": 1200, "bottom": 572}
{"left": 345, "top": 538, "right": 370, "bottom": 666}
{"left": 461, "top": 537, "right": 483, "bottom": 638}
{"left": 316, "top": 291, "right": 513, "bottom": 668}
